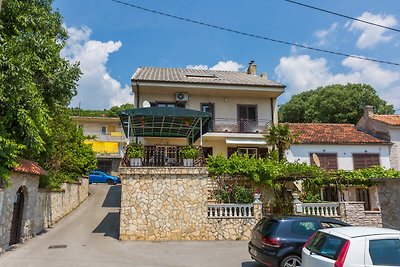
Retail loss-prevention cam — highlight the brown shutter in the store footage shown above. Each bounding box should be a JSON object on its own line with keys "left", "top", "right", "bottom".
{"left": 353, "top": 154, "right": 380, "bottom": 170}
{"left": 310, "top": 153, "right": 338, "bottom": 170}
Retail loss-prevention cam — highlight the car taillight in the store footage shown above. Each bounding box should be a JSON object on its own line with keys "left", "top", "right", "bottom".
{"left": 334, "top": 240, "right": 350, "bottom": 267}
{"left": 303, "top": 232, "right": 317, "bottom": 248}
{"left": 261, "top": 236, "right": 280, "bottom": 248}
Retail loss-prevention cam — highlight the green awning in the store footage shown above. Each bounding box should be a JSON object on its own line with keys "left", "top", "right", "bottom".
{"left": 119, "top": 107, "right": 211, "bottom": 143}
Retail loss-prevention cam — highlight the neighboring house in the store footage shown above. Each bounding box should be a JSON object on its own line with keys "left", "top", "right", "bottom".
{"left": 72, "top": 116, "right": 126, "bottom": 174}
{"left": 357, "top": 106, "right": 400, "bottom": 170}
{"left": 285, "top": 123, "right": 391, "bottom": 211}
{"left": 128, "top": 61, "right": 285, "bottom": 159}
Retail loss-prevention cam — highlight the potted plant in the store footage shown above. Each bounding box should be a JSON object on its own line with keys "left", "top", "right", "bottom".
{"left": 127, "top": 142, "right": 145, "bottom": 167}
{"left": 179, "top": 145, "right": 199, "bottom": 167}
{"left": 253, "top": 187, "right": 262, "bottom": 203}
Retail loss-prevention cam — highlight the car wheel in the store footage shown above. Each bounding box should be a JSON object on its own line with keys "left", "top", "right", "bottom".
{"left": 280, "top": 255, "right": 301, "bottom": 267}
{"left": 106, "top": 179, "right": 114, "bottom": 185}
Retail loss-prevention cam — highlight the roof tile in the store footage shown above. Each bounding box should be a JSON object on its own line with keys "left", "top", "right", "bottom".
{"left": 371, "top": 114, "right": 400, "bottom": 126}
{"left": 14, "top": 159, "right": 47, "bottom": 176}
{"left": 132, "top": 67, "right": 285, "bottom": 87}
{"left": 286, "top": 123, "right": 388, "bottom": 144}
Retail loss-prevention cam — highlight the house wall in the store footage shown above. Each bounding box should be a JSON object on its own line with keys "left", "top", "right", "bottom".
{"left": 389, "top": 128, "right": 400, "bottom": 170}
{"left": 286, "top": 144, "right": 391, "bottom": 170}
{"left": 119, "top": 167, "right": 262, "bottom": 241}
{"left": 338, "top": 202, "right": 382, "bottom": 227}
{"left": 376, "top": 179, "right": 400, "bottom": 229}
{"left": 0, "top": 175, "right": 88, "bottom": 254}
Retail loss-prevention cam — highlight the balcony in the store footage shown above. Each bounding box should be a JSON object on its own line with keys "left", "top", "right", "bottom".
{"left": 85, "top": 131, "right": 126, "bottom": 142}
{"left": 210, "top": 118, "right": 270, "bottom": 133}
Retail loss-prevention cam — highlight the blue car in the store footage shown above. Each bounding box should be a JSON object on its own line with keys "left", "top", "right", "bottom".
{"left": 89, "top": 171, "right": 121, "bottom": 185}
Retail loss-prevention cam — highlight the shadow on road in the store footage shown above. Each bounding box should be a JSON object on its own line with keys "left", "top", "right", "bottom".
{"left": 92, "top": 212, "right": 120, "bottom": 240}
{"left": 102, "top": 185, "right": 121, "bottom": 208}
{"left": 242, "top": 261, "right": 263, "bottom": 267}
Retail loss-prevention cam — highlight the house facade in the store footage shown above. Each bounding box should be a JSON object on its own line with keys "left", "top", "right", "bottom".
{"left": 72, "top": 116, "right": 126, "bottom": 174}
{"left": 357, "top": 106, "right": 400, "bottom": 170}
{"left": 129, "top": 62, "right": 284, "bottom": 158}
{"left": 285, "top": 123, "right": 391, "bottom": 211}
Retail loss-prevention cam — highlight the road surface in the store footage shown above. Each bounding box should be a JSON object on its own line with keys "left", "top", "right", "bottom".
{"left": 0, "top": 184, "right": 261, "bottom": 267}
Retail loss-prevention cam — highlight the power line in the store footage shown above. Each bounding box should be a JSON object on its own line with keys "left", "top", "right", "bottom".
{"left": 283, "top": 0, "right": 400, "bottom": 33}
{"left": 109, "top": 0, "right": 400, "bottom": 67}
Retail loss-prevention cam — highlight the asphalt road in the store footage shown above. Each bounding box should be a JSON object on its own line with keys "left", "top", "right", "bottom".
{"left": 0, "top": 184, "right": 262, "bottom": 267}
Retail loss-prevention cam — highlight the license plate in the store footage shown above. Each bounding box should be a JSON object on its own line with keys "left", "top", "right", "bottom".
{"left": 250, "top": 248, "right": 257, "bottom": 257}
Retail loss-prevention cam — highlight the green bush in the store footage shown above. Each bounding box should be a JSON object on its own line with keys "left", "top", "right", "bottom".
{"left": 127, "top": 142, "right": 145, "bottom": 158}
{"left": 215, "top": 185, "right": 253, "bottom": 204}
{"left": 179, "top": 146, "right": 199, "bottom": 159}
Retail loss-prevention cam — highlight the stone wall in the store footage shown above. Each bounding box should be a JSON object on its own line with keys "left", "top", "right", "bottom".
{"left": 119, "top": 167, "right": 261, "bottom": 241}
{"left": 376, "top": 179, "right": 400, "bottom": 229}
{"left": 339, "top": 202, "right": 382, "bottom": 227}
{"left": 0, "top": 174, "right": 88, "bottom": 253}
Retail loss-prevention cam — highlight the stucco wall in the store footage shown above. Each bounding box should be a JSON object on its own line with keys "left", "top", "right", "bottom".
{"left": 376, "top": 179, "right": 400, "bottom": 229}
{"left": 119, "top": 167, "right": 261, "bottom": 241}
{"left": 286, "top": 144, "right": 391, "bottom": 170}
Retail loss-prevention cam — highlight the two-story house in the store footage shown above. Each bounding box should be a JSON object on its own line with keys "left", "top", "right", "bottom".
{"left": 124, "top": 61, "right": 284, "bottom": 161}
{"left": 286, "top": 123, "right": 391, "bottom": 211}
{"left": 72, "top": 116, "right": 126, "bottom": 174}
{"left": 357, "top": 106, "right": 400, "bottom": 170}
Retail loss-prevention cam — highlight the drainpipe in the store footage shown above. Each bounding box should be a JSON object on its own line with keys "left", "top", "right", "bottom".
{"left": 135, "top": 80, "right": 140, "bottom": 108}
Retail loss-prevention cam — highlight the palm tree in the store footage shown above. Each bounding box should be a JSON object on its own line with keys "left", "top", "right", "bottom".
{"left": 264, "top": 123, "right": 294, "bottom": 161}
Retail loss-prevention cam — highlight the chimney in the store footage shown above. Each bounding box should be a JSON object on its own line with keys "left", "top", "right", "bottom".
{"left": 364, "top": 106, "right": 374, "bottom": 117}
{"left": 260, "top": 72, "right": 268, "bottom": 79}
{"left": 247, "top": 60, "right": 257, "bottom": 75}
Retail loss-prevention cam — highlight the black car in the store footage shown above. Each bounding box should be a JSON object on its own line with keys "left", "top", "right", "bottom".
{"left": 248, "top": 215, "right": 349, "bottom": 267}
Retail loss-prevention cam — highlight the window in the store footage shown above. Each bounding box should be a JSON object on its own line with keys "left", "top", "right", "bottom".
{"left": 290, "top": 221, "right": 319, "bottom": 238}
{"left": 156, "top": 102, "right": 176, "bottom": 107}
{"left": 306, "top": 232, "right": 347, "bottom": 260}
{"left": 323, "top": 186, "right": 338, "bottom": 202}
{"left": 369, "top": 239, "right": 400, "bottom": 265}
{"left": 310, "top": 153, "right": 338, "bottom": 170}
{"left": 101, "top": 126, "right": 107, "bottom": 135}
{"left": 321, "top": 222, "right": 346, "bottom": 229}
{"left": 356, "top": 188, "right": 371, "bottom": 211}
{"left": 237, "top": 105, "right": 257, "bottom": 132}
{"left": 201, "top": 103, "right": 214, "bottom": 130}
{"left": 353, "top": 153, "right": 380, "bottom": 170}
{"left": 237, "top": 148, "right": 257, "bottom": 157}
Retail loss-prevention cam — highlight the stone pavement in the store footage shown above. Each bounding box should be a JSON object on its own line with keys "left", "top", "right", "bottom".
{"left": 0, "top": 184, "right": 262, "bottom": 267}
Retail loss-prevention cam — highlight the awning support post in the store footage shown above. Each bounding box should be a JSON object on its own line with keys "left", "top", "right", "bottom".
{"left": 200, "top": 118, "right": 203, "bottom": 146}
{"left": 127, "top": 115, "right": 131, "bottom": 145}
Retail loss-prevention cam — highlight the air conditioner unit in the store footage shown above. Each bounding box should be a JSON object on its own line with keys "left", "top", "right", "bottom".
{"left": 176, "top": 92, "right": 189, "bottom": 101}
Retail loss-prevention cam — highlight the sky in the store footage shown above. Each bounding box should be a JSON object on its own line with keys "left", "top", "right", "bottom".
{"left": 53, "top": 0, "right": 400, "bottom": 111}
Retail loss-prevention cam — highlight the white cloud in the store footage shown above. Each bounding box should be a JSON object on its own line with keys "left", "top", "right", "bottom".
{"left": 186, "top": 60, "right": 244, "bottom": 71}
{"left": 62, "top": 25, "right": 134, "bottom": 109}
{"left": 347, "top": 12, "right": 398, "bottom": 49}
{"left": 314, "top": 22, "right": 338, "bottom": 45}
{"left": 274, "top": 54, "right": 400, "bottom": 108}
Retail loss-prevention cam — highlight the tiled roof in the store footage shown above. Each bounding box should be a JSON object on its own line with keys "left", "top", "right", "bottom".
{"left": 14, "top": 159, "right": 48, "bottom": 176}
{"left": 286, "top": 123, "right": 388, "bottom": 144}
{"left": 371, "top": 114, "right": 400, "bottom": 126}
{"left": 132, "top": 67, "right": 285, "bottom": 87}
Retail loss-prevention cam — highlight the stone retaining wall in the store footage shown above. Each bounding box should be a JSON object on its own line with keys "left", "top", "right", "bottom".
{"left": 119, "top": 167, "right": 261, "bottom": 241}
{"left": 0, "top": 174, "right": 88, "bottom": 253}
{"left": 339, "top": 202, "right": 382, "bottom": 227}
{"left": 376, "top": 179, "right": 400, "bottom": 229}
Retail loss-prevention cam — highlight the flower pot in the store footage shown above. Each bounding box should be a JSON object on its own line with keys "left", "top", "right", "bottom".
{"left": 130, "top": 158, "right": 142, "bottom": 167}
{"left": 183, "top": 158, "right": 193, "bottom": 167}
{"left": 254, "top": 193, "right": 261, "bottom": 203}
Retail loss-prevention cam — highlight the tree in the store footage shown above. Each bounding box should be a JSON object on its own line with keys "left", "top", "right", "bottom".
{"left": 279, "top": 84, "right": 394, "bottom": 124}
{"left": 264, "top": 124, "right": 295, "bottom": 161}
{"left": 71, "top": 103, "right": 135, "bottom": 117}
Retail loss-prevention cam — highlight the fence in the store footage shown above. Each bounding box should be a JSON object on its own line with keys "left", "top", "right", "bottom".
{"left": 208, "top": 204, "right": 254, "bottom": 218}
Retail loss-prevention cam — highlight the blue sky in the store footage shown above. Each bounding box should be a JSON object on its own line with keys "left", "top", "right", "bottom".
{"left": 54, "top": 0, "right": 400, "bottom": 110}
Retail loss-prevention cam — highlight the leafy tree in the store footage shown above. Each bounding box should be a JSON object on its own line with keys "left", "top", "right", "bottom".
{"left": 264, "top": 124, "right": 295, "bottom": 161}
{"left": 71, "top": 103, "right": 135, "bottom": 117}
{"left": 279, "top": 84, "right": 394, "bottom": 124}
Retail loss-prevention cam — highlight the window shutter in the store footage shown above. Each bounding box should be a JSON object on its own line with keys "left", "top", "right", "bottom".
{"left": 310, "top": 153, "right": 338, "bottom": 170}
{"left": 353, "top": 154, "right": 380, "bottom": 170}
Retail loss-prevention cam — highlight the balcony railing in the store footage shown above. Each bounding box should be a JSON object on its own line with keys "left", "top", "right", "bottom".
{"left": 210, "top": 118, "right": 270, "bottom": 133}
{"left": 208, "top": 204, "right": 254, "bottom": 218}
{"left": 85, "top": 131, "right": 126, "bottom": 141}
{"left": 301, "top": 202, "right": 340, "bottom": 217}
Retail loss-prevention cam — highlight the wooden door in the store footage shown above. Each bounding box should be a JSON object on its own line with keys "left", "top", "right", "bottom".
{"left": 9, "top": 187, "right": 25, "bottom": 246}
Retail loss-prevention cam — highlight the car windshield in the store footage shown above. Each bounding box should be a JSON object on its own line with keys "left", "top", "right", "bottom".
{"left": 369, "top": 239, "right": 400, "bottom": 265}
{"left": 306, "top": 232, "right": 347, "bottom": 260}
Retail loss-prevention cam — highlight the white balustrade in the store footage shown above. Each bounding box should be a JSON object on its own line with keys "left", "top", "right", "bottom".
{"left": 302, "top": 202, "right": 340, "bottom": 217}
{"left": 208, "top": 204, "right": 254, "bottom": 218}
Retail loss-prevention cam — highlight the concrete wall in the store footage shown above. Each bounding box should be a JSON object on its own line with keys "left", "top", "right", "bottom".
{"left": 0, "top": 174, "right": 88, "bottom": 253}
{"left": 376, "top": 179, "right": 400, "bottom": 229}
{"left": 119, "top": 167, "right": 261, "bottom": 241}
{"left": 286, "top": 144, "right": 391, "bottom": 170}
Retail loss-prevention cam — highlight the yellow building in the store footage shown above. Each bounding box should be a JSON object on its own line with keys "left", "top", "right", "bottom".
{"left": 72, "top": 116, "right": 126, "bottom": 174}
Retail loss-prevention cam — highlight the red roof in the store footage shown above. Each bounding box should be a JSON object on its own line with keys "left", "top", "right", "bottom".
{"left": 371, "top": 114, "right": 400, "bottom": 126}
{"left": 13, "top": 159, "right": 48, "bottom": 176}
{"left": 286, "top": 123, "right": 388, "bottom": 144}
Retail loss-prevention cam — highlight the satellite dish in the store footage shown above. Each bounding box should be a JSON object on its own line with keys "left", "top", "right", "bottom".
{"left": 143, "top": 100, "right": 151, "bottom": 108}
{"left": 312, "top": 153, "right": 321, "bottom": 167}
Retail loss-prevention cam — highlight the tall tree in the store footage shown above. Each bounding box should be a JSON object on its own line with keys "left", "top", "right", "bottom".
{"left": 264, "top": 124, "right": 294, "bottom": 161}
{"left": 279, "top": 84, "right": 394, "bottom": 124}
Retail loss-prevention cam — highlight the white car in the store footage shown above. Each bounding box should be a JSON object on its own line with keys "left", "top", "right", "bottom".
{"left": 302, "top": 226, "right": 400, "bottom": 267}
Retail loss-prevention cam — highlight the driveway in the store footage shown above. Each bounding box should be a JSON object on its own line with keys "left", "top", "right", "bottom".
{"left": 0, "top": 184, "right": 261, "bottom": 267}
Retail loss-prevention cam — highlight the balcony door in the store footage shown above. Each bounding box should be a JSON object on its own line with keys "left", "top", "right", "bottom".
{"left": 201, "top": 103, "right": 214, "bottom": 131}
{"left": 237, "top": 105, "right": 257, "bottom": 133}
